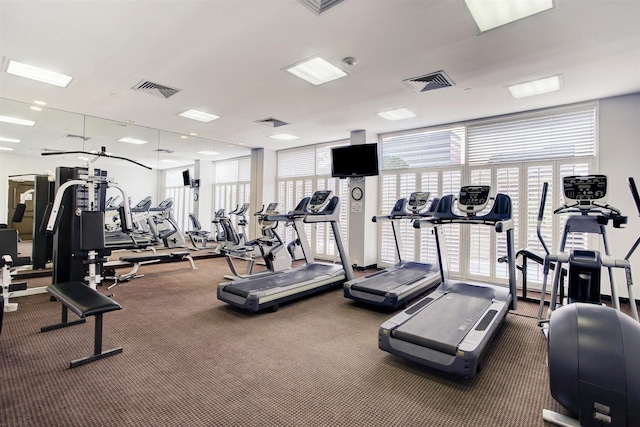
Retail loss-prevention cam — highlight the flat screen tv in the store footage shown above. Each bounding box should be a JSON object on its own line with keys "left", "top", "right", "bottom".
{"left": 182, "top": 169, "right": 191, "bottom": 187}
{"left": 331, "top": 143, "right": 379, "bottom": 178}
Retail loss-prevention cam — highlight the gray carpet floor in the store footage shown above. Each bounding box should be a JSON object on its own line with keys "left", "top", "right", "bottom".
{"left": 2, "top": 256, "right": 568, "bottom": 426}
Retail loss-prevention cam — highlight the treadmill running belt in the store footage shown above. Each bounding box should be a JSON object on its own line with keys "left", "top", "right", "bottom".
{"left": 224, "top": 263, "right": 343, "bottom": 297}
{"left": 350, "top": 262, "right": 436, "bottom": 296}
{"left": 392, "top": 288, "right": 494, "bottom": 355}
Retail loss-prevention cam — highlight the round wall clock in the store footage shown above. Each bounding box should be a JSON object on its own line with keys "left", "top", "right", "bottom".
{"left": 351, "top": 186, "right": 363, "bottom": 201}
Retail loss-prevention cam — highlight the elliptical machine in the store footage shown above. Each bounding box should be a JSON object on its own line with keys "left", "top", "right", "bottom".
{"left": 535, "top": 175, "right": 640, "bottom": 427}
{"left": 536, "top": 175, "right": 638, "bottom": 326}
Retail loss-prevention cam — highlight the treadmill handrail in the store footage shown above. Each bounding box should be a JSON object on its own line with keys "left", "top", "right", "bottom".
{"left": 414, "top": 193, "right": 512, "bottom": 227}
{"left": 263, "top": 197, "right": 311, "bottom": 222}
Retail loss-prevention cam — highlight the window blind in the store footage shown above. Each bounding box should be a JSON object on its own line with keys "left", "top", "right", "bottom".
{"left": 467, "top": 106, "right": 595, "bottom": 165}
{"left": 380, "top": 126, "right": 465, "bottom": 170}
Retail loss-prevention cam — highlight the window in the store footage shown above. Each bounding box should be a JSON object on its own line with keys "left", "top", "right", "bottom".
{"left": 165, "top": 167, "right": 193, "bottom": 233}
{"left": 276, "top": 141, "right": 350, "bottom": 260}
{"left": 379, "top": 103, "right": 596, "bottom": 288}
{"left": 213, "top": 157, "right": 251, "bottom": 237}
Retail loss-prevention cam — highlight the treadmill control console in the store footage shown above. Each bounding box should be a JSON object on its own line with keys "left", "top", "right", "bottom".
{"left": 458, "top": 186, "right": 490, "bottom": 214}
{"left": 563, "top": 175, "right": 607, "bottom": 203}
{"left": 265, "top": 202, "right": 279, "bottom": 212}
{"left": 308, "top": 190, "right": 332, "bottom": 212}
{"left": 407, "top": 192, "right": 430, "bottom": 214}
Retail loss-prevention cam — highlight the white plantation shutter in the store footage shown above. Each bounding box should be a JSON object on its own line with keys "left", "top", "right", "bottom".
{"left": 525, "top": 165, "right": 554, "bottom": 284}
{"left": 558, "top": 162, "right": 591, "bottom": 252}
{"left": 441, "top": 170, "right": 462, "bottom": 273}
{"left": 165, "top": 167, "right": 193, "bottom": 232}
{"left": 213, "top": 157, "right": 252, "bottom": 234}
{"left": 398, "top": 173, "right": 418, "bottom": 261}
{"left": 378, "top": 103, "right": 595, "bottom": 284}
{"left": 469, "top": 169, "right": 492, "bottom": 277}
{"left": 496, "top": 167, "right": 520, "bottom": 279}
{"left": 276, "top": 142, "right": 349, "bottom": 260}
{"left": 419, "top": 172, "right": 439, "bottom": 263}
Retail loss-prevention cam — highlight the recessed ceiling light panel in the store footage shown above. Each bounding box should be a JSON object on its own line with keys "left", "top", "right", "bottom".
{"left": 0, "top": 115, "right": 36, "bottom": 126}
{"left": 0, "top": 146, "right": 14, "bottom": 151}
{"left": 377, "top": 108, "right": 417, "bottom": 121}
{"left": 270, "top": 134, "right": 299, "bottom": 141}
{"left": 465, "top": 0, "right": 554, "bottom": 32}
{"left": 0, "top": 136, "right": 21, "bottom": 143}
{"left": 6, "top": 60, "right": 73, "bottom": 87}
{"left": 118, "top": 137, "right": 149, "bottom": 145}
{"left": 285, "top": 57, "right": 348, "bottom": 86}
{"left": 508, "top": 75, "right": 561, "bottom": 99}
{"left": 179, "top": 109, "right": 220, "bottom": 122}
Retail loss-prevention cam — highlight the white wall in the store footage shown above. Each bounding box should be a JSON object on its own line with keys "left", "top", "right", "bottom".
{"left": 1, "top": 152, "right": 160, "bottom": 223}
{"left": 598, "top": 92, "right": 640, "bottom": 302}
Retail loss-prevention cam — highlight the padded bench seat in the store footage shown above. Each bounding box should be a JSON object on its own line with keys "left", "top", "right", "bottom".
{"left": 41, "top": 281, "right": 123, "bottom": 368}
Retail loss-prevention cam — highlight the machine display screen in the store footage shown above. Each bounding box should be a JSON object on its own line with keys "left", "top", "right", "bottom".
{"left": 563, "top": 175, "right": 607, "bottom": 202}
{"left": 408, "top": 192, "right": 429, "bottom": 212}
{"left": 308, "top": 190, "right": 332, "bottom": 210}
{"left": 458, "top": 186, "right": 490, "bottom": 213}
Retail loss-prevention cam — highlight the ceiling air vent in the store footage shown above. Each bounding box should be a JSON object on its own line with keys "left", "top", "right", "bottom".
{"left": 404, "top": 71, "right": 454, "bottom": 93}
{"left": 63, "top": 133, "right": 90, "bottom": 141}
{"left": 154, "top": 148, "right": 175, "bottom": 154}
{"left": 255, "top": 117, "right": 289, "bottom": 128}
{"left": 132, "top": 80, "right": 182, "bottom": 99}
{"left": 297, "top": 0, "right": 347, "bottom": 15}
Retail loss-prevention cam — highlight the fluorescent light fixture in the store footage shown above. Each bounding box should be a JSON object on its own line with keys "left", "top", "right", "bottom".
{"left": 118, "top": 137, "right": 149, "bottom": 145}
{"left": 0, "top": 115, "right": 36, "bottom": 126}
{"left": 285, "top": 56, "right": 348, "bottom": 85}
{"left": 6, "top": 60, "right": 73, "bottom": 87}
{"left": 179, "top": 109, "right": 220, "bottom": 122}
{"left": 377, "top": 108, "right": 417, "bottom": 121}
{"left": 78, "top": 156, "right": 89, "bottom": 161}
{"left": 30, "top": 106, "right": 42, "bottom": 111}
{"left": 465, "top": 0, "right": 554, "bottom": 32}
{"left": 198, "top": 150, "right": 220, "bottom": 155}
{"left": 508, "top": 75, "right": 561, "bottom": 99}
{"left": 0, "top": 146, "right": 14, "bottom": 151}
{"left": 33, "top": 100, "right": 47, "bottom": 106}
{"left": 269, "top": 133, "right": 299, "bottom": 141}
{"left": 0, "top": 136, "right": 20, "bottom": 143}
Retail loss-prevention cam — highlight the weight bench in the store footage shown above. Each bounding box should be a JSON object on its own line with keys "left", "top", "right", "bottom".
{"left": 107, "top": 251, "right": 196, "bottom": 289}
{"left": 41, "top": 281, "right": 123, "bottom": 368}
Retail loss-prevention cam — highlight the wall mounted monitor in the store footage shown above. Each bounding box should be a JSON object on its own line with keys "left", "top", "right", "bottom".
{"left": 331, "top": 143, "right": 379, "bottom": 178}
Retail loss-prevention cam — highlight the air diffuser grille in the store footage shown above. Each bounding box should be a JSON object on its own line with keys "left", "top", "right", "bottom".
{"left": 63, "top": 133, "right": 90, "bottom": 141}
{"left": 255, "top": 117, "right": 289, "bottom": 128}
{"left": 297, "top": 0, "right": 347, "bottom": 15}
{"left": 404, "top": 71, "right": 454, "bottom": 93}
{"left": 132, "top": 80, "right": 182, "bottom": 99}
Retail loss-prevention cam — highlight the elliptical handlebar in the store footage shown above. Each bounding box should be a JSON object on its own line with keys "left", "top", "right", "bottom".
{"left": 537, "top": 182, "right": 551, "bottom": 255}
{"left": 629, "top": 177, "right": 640, "bottom": 217}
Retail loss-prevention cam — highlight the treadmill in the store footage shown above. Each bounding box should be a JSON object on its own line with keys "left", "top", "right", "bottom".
{"left": 217, "top": 190, "right": 355, "bottom": 312}
{"left": 343, "top": 192, "right": 441, "bottom": 309}
{"left": 379, "top": 186, "right": 517, "bottom": 378}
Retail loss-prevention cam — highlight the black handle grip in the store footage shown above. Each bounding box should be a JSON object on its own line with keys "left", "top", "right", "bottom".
{"left": 538, "top": 182, "right": 549, "bottom": 221}
{"left": 629, "top": 177, "right": 640, "bottom": 216}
